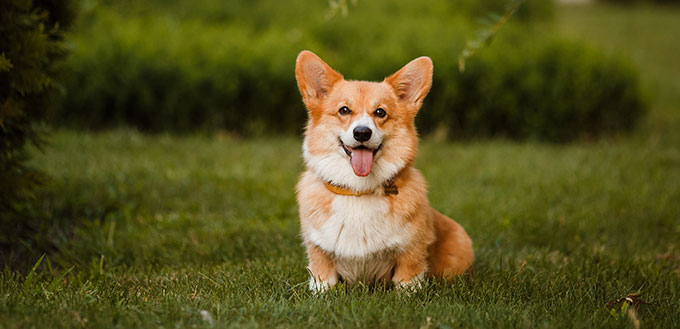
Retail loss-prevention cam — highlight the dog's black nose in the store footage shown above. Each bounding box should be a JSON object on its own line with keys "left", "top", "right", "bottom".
{"left": 353, "top": 126, "right": 372, "bottom": 142}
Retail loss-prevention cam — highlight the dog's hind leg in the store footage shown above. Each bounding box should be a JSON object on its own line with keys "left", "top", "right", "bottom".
{"left": 427, "top": 210, "right": 474, "bottom": 279}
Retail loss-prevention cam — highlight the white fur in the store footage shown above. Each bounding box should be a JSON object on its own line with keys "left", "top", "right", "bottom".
{"left": 308, "top": 195, "right": 411, "bottom": 257}
{"left": 395, "top": 272, "right": 425, "bottom": 287}
{"left": 309, "top": 272, "right": 338, "bottom": 293}
{"left": 306, "top": 195, "right": 412, "bottom": 282}
{"left": 302, "top": 140, "right": 405, "bottom": 193}
{"left": 340, "top": 114, "right": 384, "bottom": 149}
{"left": 334, "top": 251, "right": 396, "bottom": 284}
{"left": 395, "top": 272, "right": 425, "bottom": 293}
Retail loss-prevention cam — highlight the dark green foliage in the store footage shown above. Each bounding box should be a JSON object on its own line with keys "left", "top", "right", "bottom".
{"left": 599, "top": 0, "right": 679, "bottom": 4}
{"left": 57, "top": 0, "right": 643, "bottom": 141}
{"left": 461, "top": 0, "right": 554, "bottom": 22}
{"left": 424, "top": 37, "right": 645, "bottom": 141}
{"left": 0, "top": 0, "right": 75, "bottom": 240}
{"left": 58, "top": 15, "right": 306, "bottom": 134}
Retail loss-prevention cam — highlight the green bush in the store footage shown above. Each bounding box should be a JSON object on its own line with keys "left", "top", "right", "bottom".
{"left": 598, "top": 0, "right": 679, "bottom": 4}
{"left": 0, "top": 0, "right": 75, "bottom": 219}
{"left": 92, "top": 0, "right": 552, "bottom": 23}
{"left": 422, "top": 36, "right": 645, "bottom": 141}
{"left": 59, "top": 12, "right": 306, "bottom": 134}
{"left": 57, "top": 0, "right": 644, "bottom": 141}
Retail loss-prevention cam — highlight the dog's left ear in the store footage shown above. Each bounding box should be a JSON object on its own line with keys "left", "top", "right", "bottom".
{"left": 384, "top": 57, "right": 433, "bottom": 112}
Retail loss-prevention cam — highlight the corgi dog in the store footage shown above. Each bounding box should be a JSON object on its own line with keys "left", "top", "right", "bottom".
{"left": 295, "top": 50, "right": 473, "bottom": 291}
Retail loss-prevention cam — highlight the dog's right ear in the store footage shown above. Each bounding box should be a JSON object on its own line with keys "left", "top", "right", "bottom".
{"left": 295, "top": 51, "right": 343, "bottom": 109}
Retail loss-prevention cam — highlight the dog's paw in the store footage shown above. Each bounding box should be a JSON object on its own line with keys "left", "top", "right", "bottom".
{"left": 393, "top": 273, "right": 424, "bottom": 293}
{"left": 308, "top": 275, "right": 337, "bottom": 293}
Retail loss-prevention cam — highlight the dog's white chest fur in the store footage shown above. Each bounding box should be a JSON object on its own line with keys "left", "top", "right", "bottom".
{"left": 309, "top": 194, "right": 411, "bottom": 261}
{"left": 308, "top": 195, "right": 411, "bottom": 282}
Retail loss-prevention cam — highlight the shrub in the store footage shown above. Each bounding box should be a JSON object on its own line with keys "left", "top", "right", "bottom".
{"left": 58, "top": 12, "right": 306, "bottom": 134}
{"left": 598, "top": 0, "right": 679, "bottom": 4}
{"left": 0, "top": 0, "right": 75, "bottom": 219}
{"left": 421, "top": 36, "right": 645, "bottom": 141}
{"left": 56, "top": 0, "right": 644, "bottom": 141}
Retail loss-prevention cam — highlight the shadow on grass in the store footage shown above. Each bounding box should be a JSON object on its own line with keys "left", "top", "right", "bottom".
{"left": 0, "top": 177, "right": 140, "bottom": 271}
{"left": 1, "top": 175, "right": 300, "bottom": 272}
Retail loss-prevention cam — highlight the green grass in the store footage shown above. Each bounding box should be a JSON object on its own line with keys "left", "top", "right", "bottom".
{"left": 2, "top": 2, "right": 680, "bottom": 328}
{"left": 2, "top": 129, "right": 678, "bottom": 328}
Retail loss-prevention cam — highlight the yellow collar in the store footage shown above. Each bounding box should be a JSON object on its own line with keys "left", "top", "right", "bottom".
{"left": 323, "top": 180, "right": 399, "bottom": 197}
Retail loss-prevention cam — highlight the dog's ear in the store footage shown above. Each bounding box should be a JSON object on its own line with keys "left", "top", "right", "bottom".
{"left": 384, "top": 56, "right": 433, "bottom": 111}
{"left": 295, "top": 51, "right": 343, "bottom": 109}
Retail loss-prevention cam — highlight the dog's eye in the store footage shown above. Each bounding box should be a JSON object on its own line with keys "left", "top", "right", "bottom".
{"left": 338, "top": 106, "right": 351, "bottom": 115}
{"left": 374, "top": 108, "right": 386, "bottom": 118}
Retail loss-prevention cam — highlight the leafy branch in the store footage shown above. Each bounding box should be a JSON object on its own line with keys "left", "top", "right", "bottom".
{"left": 327, "top": 0, "right": 359, "bottom": 19}
{"left": 458, "top": 0, "right": 524, "bottom": 72}
{"left": 325, "top": 0, "right": 524, "bottom": 73}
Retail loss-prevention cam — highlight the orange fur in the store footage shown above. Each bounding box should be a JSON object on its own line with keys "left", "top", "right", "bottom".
{"left": 306, "top": 243, "right": 337, "bottom": 283}
{"left": 295, "top": 50, "right": 474, "bottom": 290}
{"left": 428, "top": 211, "right": 475, "bottom": 278}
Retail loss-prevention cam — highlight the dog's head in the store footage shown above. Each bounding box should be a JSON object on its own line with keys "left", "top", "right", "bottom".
{"left": 295, "top": 50, "right": 432, "bottom": 191}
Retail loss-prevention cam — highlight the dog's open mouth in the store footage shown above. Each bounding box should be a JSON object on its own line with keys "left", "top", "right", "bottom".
{"left": 341, "top": 142, "right": 381, "bottom": 177}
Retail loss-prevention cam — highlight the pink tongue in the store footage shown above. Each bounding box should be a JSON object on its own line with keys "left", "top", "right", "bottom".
{"left": 350, "top": 148, "right": 374, "bottom": 177}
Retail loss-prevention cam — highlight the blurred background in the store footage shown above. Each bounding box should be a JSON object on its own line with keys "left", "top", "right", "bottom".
{"left": 6, "top": 0, "right": 680, "bottom": 142}
{"left": 54, "top": 0, "right": 652, "bottom": 141}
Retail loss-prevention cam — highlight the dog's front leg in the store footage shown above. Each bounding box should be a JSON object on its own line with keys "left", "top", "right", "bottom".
{"left": 306, "top": 243, "right": 338, "bottom": 292}
{"left": 392, "top": 246, "right": 428, "bottom": 291}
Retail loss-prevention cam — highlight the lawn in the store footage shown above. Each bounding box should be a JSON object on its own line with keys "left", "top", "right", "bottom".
{"left": 2, "top": 2, "right": 680, "bottom": 328}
